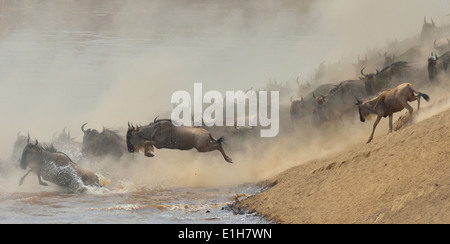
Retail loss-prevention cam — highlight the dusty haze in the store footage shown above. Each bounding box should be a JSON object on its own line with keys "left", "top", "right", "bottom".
{"left": 0, "top": 0, "right": 449, "bottom": 188}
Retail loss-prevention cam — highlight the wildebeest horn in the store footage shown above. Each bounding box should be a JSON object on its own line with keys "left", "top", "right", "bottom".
{"left": 434, "top": 39, "right": 438, "bottom": 48}
{"left": 81, "top": 123, "right": 87, "bottom": 133}
{"left": 128, "top": 122, "right": 135, "bottom": 130}
{"left": 355, "top": 96, "right": 363, "bottom": 105}
{"left": 300, "top": 96, "right": 304, "bottom": 102}
{"left": 313, "top": 92, "right": 316, "bottom": 99}
{"left": 431, "top": 18, "right": 435, "bottom": 27}
{"left": 154, "top": 116, "right": 159, "bottom": 123}
{"left": 35, "top": 139, "right": 38, "bottom": 146}
{"left": 360, "top": 67, "right": 367, "bottom": 76}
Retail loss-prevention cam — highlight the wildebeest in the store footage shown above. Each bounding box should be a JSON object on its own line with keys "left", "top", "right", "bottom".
{"left": 52, "top": 127, "right": 82, "bottom": 160}
{"left": 311, "top": 77, "right": 376, "bottom": 127}
{"left": 361, "top": 61, "right": 411, "bottom": 91}
{"left": 19, "top": 139, "right": 101, "bottom": 191}
{"left": 421, "top": 16, "right": 436, "bottom": 43}
{"left": 126, "top": 118, "right": 233, "bottom": 163}
{"left": 355, "top": 83, "right": 430, "bottom": 143}
{"left": 427, "top": 51, "right": 450, "bottom": 85}
{"left": 81, "top": 123, "right": 127, "bottom": 159}
{"left": 290, "top": 83, "right": 336, "bottom": 125}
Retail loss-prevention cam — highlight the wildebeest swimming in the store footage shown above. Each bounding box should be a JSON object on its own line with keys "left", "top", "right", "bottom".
{"left": 19, "top": 139, "right": 101, "bottom": 191}
{"left": 126, "top": 118, "right": 233, "bottom": 163}
{"left": 355, "top": 83, "right": 430, "bottom": 143}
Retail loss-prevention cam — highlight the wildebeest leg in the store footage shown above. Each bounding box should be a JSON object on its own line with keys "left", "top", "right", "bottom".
{"left": 198, "top": 136, "right": 233, "bottom": 163}
{"left": 18, "top": 169, "right": 32, "bottom": 186}
{"left": 416, "top": 96, "right": 421, "bottom": 112}
{"left": 218, "top": 146, "right": 233, "bottom": 163}
{"left": 37, "top": 173, "right": 49, "bottom": 186}
{"left": 389, "top": 114, "right": 393, "bottom": 133}
{"left": 401, "top": 100, "right": 414, "bottom": 116}
{"left": 367, "top": 115, "right": 382, "bottom": 143}
{"left": 143, "top": 141, "right": 155, "bottom": 157}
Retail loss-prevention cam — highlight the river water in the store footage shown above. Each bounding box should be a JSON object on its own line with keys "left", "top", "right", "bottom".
{"left": 0, "top": 176, "right": 270, "bottom": 224}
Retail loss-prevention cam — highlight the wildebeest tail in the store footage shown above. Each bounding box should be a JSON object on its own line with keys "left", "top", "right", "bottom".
{"left": 209, "top": 134, "right": 226, "bottom": 145}
{"left": 415, "top": 91, "right": 430, "bottom": 102}
{"left": 217, "top": 136, "right": 226, "bottom": 145}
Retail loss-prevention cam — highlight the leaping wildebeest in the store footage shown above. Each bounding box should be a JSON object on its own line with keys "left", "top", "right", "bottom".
{"left": 355, "top": 83, "right": 430, "bottom": 143}
{"left": 126, "top": 118, "right": 233, "bottom": 163}
{"left": 19, "top": 139, "right": 102, "bottom": 191}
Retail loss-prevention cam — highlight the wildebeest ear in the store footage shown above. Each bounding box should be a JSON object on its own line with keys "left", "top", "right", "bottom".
{"left": 354, "top": 97, "right": 363, "bottom": 105}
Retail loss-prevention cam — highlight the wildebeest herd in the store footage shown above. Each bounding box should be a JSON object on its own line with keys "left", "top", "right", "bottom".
{"left": 3, "top": 17, "right": 450, "bottom": 192}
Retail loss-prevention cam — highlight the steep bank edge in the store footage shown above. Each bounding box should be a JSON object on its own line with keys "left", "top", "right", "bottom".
{"left": 236, "top": 107, "right": 450, "bottom": 224}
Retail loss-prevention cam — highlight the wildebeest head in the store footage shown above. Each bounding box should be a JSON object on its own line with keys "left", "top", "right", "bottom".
{"left": 383, "top": 52, "right": 395, "bottom": 66}
{"left": 20, "top": 138, "right": 40, "bottom": 170}
{"left": 289, "top": 95, "right": 305, "bottom": 121}
{"left": 311, "top": 93, "right": 329, "bottom": 127}
{"left": 360, "top": 67, "right": 380, "bottom": 91}
{"left": 355, "top": 97, "right": 376, "bottom": 123}
{"left": 126, "top": 122, "right": 137, "bottom": 153}
{"left": 81, "top": 123, "right": 99, "bottom": 147}
{"left": 421, "top": 16, "right": 436, "bottom": 43}
{"left": 428, "top": 52, "right": 439, "bottom": 65}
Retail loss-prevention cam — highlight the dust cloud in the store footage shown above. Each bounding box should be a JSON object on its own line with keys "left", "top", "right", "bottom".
{"left": 0, "top": 0, "right": 449, "bottom": 190}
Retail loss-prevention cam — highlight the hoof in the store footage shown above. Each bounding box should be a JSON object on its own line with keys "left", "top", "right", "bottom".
{"left": 145, "top": 152, "right": 155, "bottom": 157}
{"left": 225, "top": 157, "right": 233, "bottom": 163}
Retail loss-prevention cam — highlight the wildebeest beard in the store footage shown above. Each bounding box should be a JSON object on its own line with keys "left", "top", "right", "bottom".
{"left": 358, "top": 107, "right": 365, "bottom": 122}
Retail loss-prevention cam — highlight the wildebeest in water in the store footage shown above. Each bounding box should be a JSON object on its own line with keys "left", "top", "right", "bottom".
{"left": 126, "top": 118, "right": 233, "bottom": 163}
{"left": 355, "top": 83, "right": 430, "bottom": 143}
{"left": 19, "top": 139, "right": 102, "bottom": 191}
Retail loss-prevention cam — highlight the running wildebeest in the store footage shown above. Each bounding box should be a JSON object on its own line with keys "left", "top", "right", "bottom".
{"left": 81, "top": 123, "right": 127, "bottom": 159}
{"left": 421, "top": 16, "right": 436, "bottom": 43}
{"left": 19, "top": 139, "right": 101, "bottom": 191}
{"left": 311, "top": 78, "right": 374, "bottom": 127}
{"left": 290, "top": 83, "right": 336, "bottom": 125}
{"left": 126, "top": 118, "right": 233, "bottom": 163}
{"left": 355, "top": 83, "right": 430, "bottom": 143}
